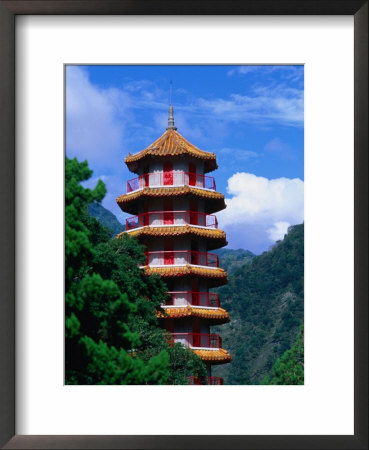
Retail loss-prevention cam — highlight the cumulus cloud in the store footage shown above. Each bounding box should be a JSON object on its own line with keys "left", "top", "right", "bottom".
{"left": 217, "top": 172, "right": 304, "bottom": 253}
{"left": 66, "top": 68, "right": 303, "bottom": 173}
{"left": 267, "top": 221, "right": 291, "bottom": 241}
{"left": 66, "top": 66, "right": 131, "bottom": 168}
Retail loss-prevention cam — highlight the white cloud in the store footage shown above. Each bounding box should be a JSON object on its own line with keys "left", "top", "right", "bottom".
{"left": 227, "top": 66, "right": 260, "bottom": 76}
{"left": 267, "top": 221, "right": 291, "bottom": 241}
{"left": 228, "top": 65, "right": 304, "bottom": 83}
{"left": 121, "top": 76, "right": 304, "bottom": 128}
{"left": 219, "top": 148, "right": 259, "bottom": 160}
{"left": 217, "top": 172, "right": 304, "bottom": 252}
{"left": 66, "top": 70, "right": 303, "bottom": 174}
{"left": 66, "top": 67, "right": 131, "bottom": 168}
{"left": 195, "top": 84, "right": 303, "bottom": 127}
{"left": 66, "top": 69, "right": 303, "bottom": 171}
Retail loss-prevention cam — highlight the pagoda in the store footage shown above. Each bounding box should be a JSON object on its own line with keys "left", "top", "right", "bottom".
{"left": 116, "top": 105, "right": 231, "bottom": 385}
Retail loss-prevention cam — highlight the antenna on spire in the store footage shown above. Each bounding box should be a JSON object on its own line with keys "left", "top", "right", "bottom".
{"left": 166, "top": 80, "right": 177, "bottom": 131}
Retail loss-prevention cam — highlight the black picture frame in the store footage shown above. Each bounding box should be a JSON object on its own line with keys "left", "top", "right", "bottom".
{"left": 0, "top": 1, "right": 367, "bottom": 449}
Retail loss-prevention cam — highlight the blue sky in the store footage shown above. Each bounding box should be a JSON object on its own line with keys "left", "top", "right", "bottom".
{"left": 66, "top": 65, "right": 304, "bottom": 254}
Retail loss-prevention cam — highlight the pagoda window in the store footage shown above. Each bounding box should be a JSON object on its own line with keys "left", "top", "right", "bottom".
{"left": 163, "top": 198, "right": 174, "bottom": 225}
{"left": 143, "top": 201, "right": 149, "bottom": 226}
{"left": 139, "top": 165, "right": 149, "bottom": 188}
{"left": 163, "top": 162, "right": 173, "bottom": 185}
{"left": 192, "top": 318, "right": 201, "bottom": 347}
{"left": 191, "top": 239, "right": 199, "bottom": 265}
{"left": 165, "top": 319, "right": 174, "bottom": 333}
{"left": 189, "top": 199, "right": 198, "bottom": 225}
{"left": 164, "top": 241, "right": 174, "bottom": 265}
{"left": 189, "top": 162, "right": 197, "bottom": 186}
{"left": 192, "top": 279, "right": 199, "bottom": 306}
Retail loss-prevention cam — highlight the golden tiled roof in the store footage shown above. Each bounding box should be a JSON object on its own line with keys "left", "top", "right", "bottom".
{"left": 157, "top": 305, "right": 230, "bottom": 323}
{"left": 116, "top": 186, "right": 226, "bottom": 215}
{"left": 125, "top": 129, "right": 218, "bottom": 173}
{"left": 193, "top": 348, "right": 232, "bottom": 364}
{"left": 143, "top": 265, "right": 228, "bottom": 288}
{"left": 117, "top": 185, "right": 224, "bottom": 203}
{"left": 143, "top": 265, "right": 227, "bottom": 279}
{"left": 121, "top": 225, "right": 227, "bottom": 249}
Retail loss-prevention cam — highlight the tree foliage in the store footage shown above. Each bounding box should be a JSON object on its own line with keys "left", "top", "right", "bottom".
{"left": 65, "top": 157, "right": 206, "bottom": 384}
{"left": 261, "top": 327, "right": 304, "bottom": 385}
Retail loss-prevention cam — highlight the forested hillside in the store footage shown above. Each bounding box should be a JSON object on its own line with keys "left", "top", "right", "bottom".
{"left": 212, "top": 224, "right": 304, "bottom": 384}
{"left": 261, "top": 326, "right": 304, "bottom": 385}
{"left": 213, "top": 248, "right": 255, "bottom": 274}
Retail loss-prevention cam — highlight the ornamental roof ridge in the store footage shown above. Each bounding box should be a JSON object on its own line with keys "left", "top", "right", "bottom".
{"left": 124, "top": 225, "right": 226, "bottom": 239}
{"left": 143, "top": 265, "right": 228, "bottom": 283}
{"left": 193, "top": 348, "right": 232, "bottom": 363}
{"left": 156, "top": 306, "right": 230, "bottom": 324}
{"left": 124, "top": 129, "right": 218, "bottom": 173}
{"left": 116, "top": 185, "right": 225, "bottom": 202}
{"left": 116, "top": 185, "right": 226, "bottom": 215}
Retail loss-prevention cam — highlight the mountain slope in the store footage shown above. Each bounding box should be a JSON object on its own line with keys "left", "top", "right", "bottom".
{"left": 212, "top": 224, "right": 304, "bottom": 384}
{"left": 88, "top": 202, "right": 124, "bottom": 237}
{"left": 214, "top": 248, "right": 255, "bottom": 274}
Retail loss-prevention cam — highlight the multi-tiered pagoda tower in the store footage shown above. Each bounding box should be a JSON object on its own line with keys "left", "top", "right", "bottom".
{"left": 117, "top": 106, "right": 231, "bottom": 384}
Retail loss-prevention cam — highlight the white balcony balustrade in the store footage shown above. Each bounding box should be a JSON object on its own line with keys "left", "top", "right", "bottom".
{"left": 170, "top": 333, "right": 222, "bottom": 349}
{"left": 164, "top": 291, "right": 220, "bottom": 308}
{"left": 126, "top": 171, "right": 216, "bottom": 193}
{"left": 126, "top": 210, "right": 218, "bottom": 230}
{"left": 144, "top": 250, "right": 219, "bottom": 267}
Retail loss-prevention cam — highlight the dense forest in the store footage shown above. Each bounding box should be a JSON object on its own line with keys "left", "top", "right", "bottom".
{"left": 261, "top": 326, "right": 304, "bottom": 385}
{"left": 212, "top": 224, "right": 304, "bottom": 384}
{"left": 78, "top": 162, "right": 304, "bottom": 385}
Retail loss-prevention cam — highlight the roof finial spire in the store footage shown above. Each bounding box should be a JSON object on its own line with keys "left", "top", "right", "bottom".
{"left": 166, "top": 80, "right": 177, "bottom": 131}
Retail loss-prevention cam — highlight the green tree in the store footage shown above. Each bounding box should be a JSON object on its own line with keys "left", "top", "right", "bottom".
{"left": 261, "top": 326, "right": 304, "bottom": 385}
{"left": 166, "top": 343, "right": 207, "bottom": 385}
{"left": 65, "top": 156, "right": 206, "bottom": 384}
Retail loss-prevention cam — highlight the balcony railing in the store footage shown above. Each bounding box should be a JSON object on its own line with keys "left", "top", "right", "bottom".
{"left": 165, "top": 291, "right": 220, "bottom": 308}
{"left": 171, "top": 333, "right": 222, "bottom": 349}
{"left": 187, "top": 376, "right": 223, "bottom": 385}
{"left": 126, "top": 171, "right": 216, "bottom": 193}
{"left": 126, "top": 210, "right": 218, "bottom": 230}
{"left": 144, "top": 250, "right": 219, "bottom": 267}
